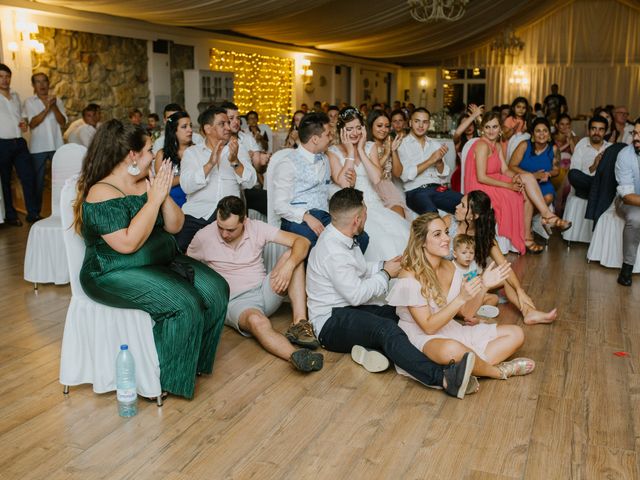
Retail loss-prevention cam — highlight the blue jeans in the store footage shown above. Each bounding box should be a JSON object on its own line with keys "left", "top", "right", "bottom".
{"left": 406, "top": 185, "right": 462, "bottom": 215}
{"left": 318, "top": 304, "right": 444, "bottom": 388}
{"left": 0, "top": 138, "right": 38, "bottom": 221}
{"left": 32, "top": 150, "right": 55, "bottom": 214}
{"left": 280, "top": 208, "right": 369, "bottom": 254}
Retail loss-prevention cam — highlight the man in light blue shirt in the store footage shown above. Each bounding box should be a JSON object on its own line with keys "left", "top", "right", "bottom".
{"left": 614, "top": 118, "right": 640, "bottom": 286}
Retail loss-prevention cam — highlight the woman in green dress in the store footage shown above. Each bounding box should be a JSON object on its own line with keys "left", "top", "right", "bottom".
{"left": 73, "top": 119, "right": 229, "bottom": 399}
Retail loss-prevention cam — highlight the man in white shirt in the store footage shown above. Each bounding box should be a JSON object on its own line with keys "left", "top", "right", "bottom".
{"left": 222, "top": 101, "right": 270, "bottom": 216}
{"left": 611, "top": 106, "right": 634, "bottom": 144}
{"left": 0, "top": 63, "right": 39, "bottom": 225}
{"left": 306, "top": 187, "right": 476, "bottom": 398}
{"left": 65, "top": 103, "right": 100, "bottom": 147}
{"left": 568, "top": 115, "right": 611, "bottom": 199}
{"left": 272, "top": 112, "right": 368, "bottom": 253}
{"left": 24, "top": 72, "right": 67, "bottom": 215}
{"left": 397, "top": 108, "right": 462, "bottom": 214}
{"left": 614, "top": 118, "right": 640, "bottom": 286}
{"left": 152, "top": 103, "right": 204, "bottom": 154}
{"left": 176, "top": 106, "right": 257, "bottom": 251}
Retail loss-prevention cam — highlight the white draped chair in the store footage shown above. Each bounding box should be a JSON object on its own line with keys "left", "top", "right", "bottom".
{"left": 506, "top": 132, "right": 530, "bottom": 162}
{"left": 562, "top": 188, "right": 593, "bottom": 244}
{"left": 59, "top": 177, "right": 163, "bottom": 404}
{"left": 587, "top": 200, "right": 640, "bottom": 272}
{"left": 24, "top": 144, "right": 86, "bottom": 289}
{"left": 264, "top": 148, "right": 294, "bottom": 272}
{"left": 259, "top": 123, "right": 274, "bottom": 153}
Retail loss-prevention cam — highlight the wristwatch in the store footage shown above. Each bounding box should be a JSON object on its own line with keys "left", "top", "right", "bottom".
{"left": 230, "top": 162, "right": 240, "bottom": 168}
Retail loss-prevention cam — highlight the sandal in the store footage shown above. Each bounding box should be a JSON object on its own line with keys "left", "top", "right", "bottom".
{"left": 542, "top": 215, "right": 572, "bottom": 233}
{"left": 497, "top": 358, "right": 536, "bottom": 380}
{"left": 525, "top": 239, "right": 544, "bottom": 255}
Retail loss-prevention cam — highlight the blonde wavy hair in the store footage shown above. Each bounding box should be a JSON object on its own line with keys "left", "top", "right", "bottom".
{"left": 401, "top": 212, "right": 447, "bottom": 307}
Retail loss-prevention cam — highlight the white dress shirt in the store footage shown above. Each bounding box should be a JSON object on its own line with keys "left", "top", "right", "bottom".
{"left": 153, "top": 132, "right": 204, "bottom": 154}
{"left": 239, "top": 130, "right": 262, "bottom": 153}
{"left": 0, "top": 90, "right": 23, "bottom": 139}
{"left": 271, "top": 145, "right": 329, "bottom": 223}
{"left": 24, "top": 96, "right": 66, "bottom": 153}
{"left": 571, "top": 137, "right": 611, "bottom": 175}
{"left": 397, "top": 133, "right": 450, "bottom": 191}
{"left": 180, "top": 140, "right": 257, "bottom": 219}
{"left": 306, "top": 224, "right": 389, "bottom": 334}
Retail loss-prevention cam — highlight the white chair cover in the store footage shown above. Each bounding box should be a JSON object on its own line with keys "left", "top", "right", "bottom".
{"left": 24, "top": 144, "right": 87, "bottom": 285}
{"left": 264, "top": 148, "right": 294, "bottom": 272}
{"left": 59, "top": 178, "right": 161, "bottom": 398}
{"left": 507, "top": 132, "right": 531, "bottom": 162}
{"left": 259, "top": 124, "right": 274, "bottom": 153}
{"left": 562, "top": 188, "right": 593, "bottom": 243}
{"left": 587, "top": 200, "right": 640, "bottom": 272}
{"left": 459, "top": 137, "right": 479, "bottom": 195}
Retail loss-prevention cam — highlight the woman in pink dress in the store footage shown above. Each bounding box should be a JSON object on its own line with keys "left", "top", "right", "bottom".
{"left": 387, "top": 213, "right": 535, "bottom": 383}
{"left": 464, "top": 112, "right": 571, "bottom": 254}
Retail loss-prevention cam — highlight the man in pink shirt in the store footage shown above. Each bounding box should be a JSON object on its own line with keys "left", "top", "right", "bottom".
{"left": 188, "top": 195, "right": 323, "bottom": 372}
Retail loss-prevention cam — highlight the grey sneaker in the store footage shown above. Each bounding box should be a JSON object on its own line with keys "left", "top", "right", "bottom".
{"left": 285, "top": 319, "right": 320, "bottom": 349}
{"left": 290, "top": 349, "right": 323, "bottom": 372}
{"left": 443, "top": 352, "right": 476, "bottom": 399}
{"left": 350, "top": 345, "right": 390, "bottom": 373}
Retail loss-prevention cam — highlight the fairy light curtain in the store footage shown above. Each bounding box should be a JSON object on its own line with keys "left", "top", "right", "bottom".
{"left": 209, "top": 48, "right": 293, "bottom": 129}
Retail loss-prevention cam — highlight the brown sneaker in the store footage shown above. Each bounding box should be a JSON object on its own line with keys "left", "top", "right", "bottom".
{"left": 290, "top": 349, "right": 323, "bottom": 372}
{"left": 285, "top": 319, "right": 320, "bottom": 350}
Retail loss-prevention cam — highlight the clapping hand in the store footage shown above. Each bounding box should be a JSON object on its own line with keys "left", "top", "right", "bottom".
{"left": 480, "top": 261, "right": 511, "bottom": 290}
{"left": 147, "top": 158, "right": 172, "bottom": 206}
{"left": 467, "top": 104, "right": 484, "bottom": 119}
{"left": 459, "top": 276, "right": 483, "bottom": 302}
{"left": 207, "top": 140, "right": 224, "bottom": 167}
{"left": 391, "top": 133, "right": 403, "bottom": 152}
{"left": 227, "top": 136, "right": 239, "bottom": 159}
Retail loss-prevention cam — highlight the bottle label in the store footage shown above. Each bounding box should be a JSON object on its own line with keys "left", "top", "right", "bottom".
{"left": 117, "top": 388, "right": 137, "bottom": 403}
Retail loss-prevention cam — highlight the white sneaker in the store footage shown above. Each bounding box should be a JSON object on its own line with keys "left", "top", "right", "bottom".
{"left": 351, "top": 345, "right": 390, "bottom": 373}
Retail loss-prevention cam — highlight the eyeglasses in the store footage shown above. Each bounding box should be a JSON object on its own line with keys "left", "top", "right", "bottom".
{"left": 614, "top": 111, "right": 629, "bottom": 116}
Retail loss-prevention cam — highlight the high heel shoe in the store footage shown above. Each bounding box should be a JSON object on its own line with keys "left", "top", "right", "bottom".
{"left": 497, "top": 358, "right": 536, "bottom": 379}
{"left": 542, "top": 215, "right": 572, "bottom": 234}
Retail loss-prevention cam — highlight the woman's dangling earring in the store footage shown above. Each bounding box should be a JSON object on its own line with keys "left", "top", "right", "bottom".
{"left": 127, "top": 161, "right": 140, "bottom": 176}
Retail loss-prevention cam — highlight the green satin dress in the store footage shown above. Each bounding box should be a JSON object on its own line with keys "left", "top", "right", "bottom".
{"left": 79, "top": 193, "right": 229, "bottom": 399}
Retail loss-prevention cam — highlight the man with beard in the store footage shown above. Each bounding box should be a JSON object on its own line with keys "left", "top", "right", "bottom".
{"left": 567, "top": 115, "right": 611, "bottom": 199}
{"left": 306, "top": 188, "right": 477, "bottom": 398}
{"left": 614, "top": 118, "right": 640, "bottom": 286}
{"left": 222, "top": 101, "right": 269, "bottom": 216}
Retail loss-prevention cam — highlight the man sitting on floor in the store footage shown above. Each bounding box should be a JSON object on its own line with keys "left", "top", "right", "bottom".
{"left": 272, "top": 111, "right": 368, "bottom": 254}
{"left": 614, "top": 118, "right": 640, "bottom": 286}
{"left": 188, "top": 195, "right": 322, "bottom": 372}
{"left": 306, "top": 187, "right": 476, "bottom": 398}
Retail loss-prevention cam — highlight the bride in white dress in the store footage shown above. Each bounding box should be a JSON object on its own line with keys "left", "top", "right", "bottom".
{"left": 327, "top": 107, "right": 410, "bottom": 263}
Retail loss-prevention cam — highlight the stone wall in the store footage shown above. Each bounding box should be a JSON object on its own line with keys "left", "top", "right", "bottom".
{"left": 33, "top": 27, "right": 149, "bottom": 122}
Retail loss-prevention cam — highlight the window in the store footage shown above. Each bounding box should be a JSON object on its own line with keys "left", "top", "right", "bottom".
{"left": 441, "top": 68, "right": 486, "bottom": 112}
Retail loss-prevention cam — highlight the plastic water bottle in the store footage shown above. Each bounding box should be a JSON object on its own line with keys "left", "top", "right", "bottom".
{"left": 116, "top": 344, "right": 137, "bottom": 417}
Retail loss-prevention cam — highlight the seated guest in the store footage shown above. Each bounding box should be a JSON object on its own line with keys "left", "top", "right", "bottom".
{"left": 551, "top": 113, "right": 577, "bottom": 213}
{"left": 153, "top": 103, "right": 203, "bottom": 154}
{"left": 610, "top": 106, "right": 634, "bottom": 144}
{"left": 188, "top": 196, "right": 322, "bottom": 371}
{"left": 223, "top": 101, "right": 269, "bottom": 216}
{"left": 65, "top": 103, "right": 100, "bottom": 148}
{"left": 509, "top": 117, "right": 561, "bottom": 206}
{"left": 74, "top": 119, "right": 228, "bottom": 399}
{"left": 390, "top": 109, "right": 408, "bottom": 138}
{"left": 397, "top": 108, "right": 462, "bottom": 214}
{"left": 307, "top": 188, "right": 478, "bottom": 399}
{"left": 465, "top": 112, "right": 570, "bottom": 255}
{"left": 245, "top": 110, "right": 269, "bottom": 152}
{"left": 567, "top": 115, "right": 610, "bottom": 199}
{"left": 283, "top": 110, "right": 305, "bottom": 149}
{"left": 387, "top": 213, "right": 534, "bottom": 381}
{"left": 154, "top": 111, "right": 193, "bottom": 207}
{"left": 128, "top": 108, "right": 143, "bottom": 126}
{"left": 327, "top": 105, "right": 340, "bottom": 130}
{"left": 272, "top": 112, "right": 368, "bottom": 253}
{"left": 450, "top": 104, "right": 483, "bottom": 192}
{"left": 614, "top": 118, "right": 640, "bottom": 286}
{"left": 448, "top": 191, "right": 558, "bottom": 324}
{"left": 177, "top": 107, "right": 257, "bottom": 251}
{"left": 328, "top": 107, "right": 409, "bottom": 262}
{"left": 365, "top": 110, "right": 409, "bottom": 218}
{"left": 25, "top": 72, "right": 67, "bottom": 217}
{"left": 502, "top": 97, "right": 529, "bottom": 142}
{"left": 147, "top": 113, "right": 161, "bottom": 141}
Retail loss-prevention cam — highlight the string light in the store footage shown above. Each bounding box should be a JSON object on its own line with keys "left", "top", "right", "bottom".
{"left": 210, "top": 48, "right": 294, "bottom": 129}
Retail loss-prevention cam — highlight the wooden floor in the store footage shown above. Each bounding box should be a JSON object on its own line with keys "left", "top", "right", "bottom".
{"left": 1, "top": 221, "right": 639, "bottom": 480}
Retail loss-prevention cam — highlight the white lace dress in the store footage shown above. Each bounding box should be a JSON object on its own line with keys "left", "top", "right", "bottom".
{"left": 329, "top": 145, "right": 410, "bottom": 262}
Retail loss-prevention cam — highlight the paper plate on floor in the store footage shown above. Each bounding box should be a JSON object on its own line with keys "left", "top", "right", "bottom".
{"left": 477, "top": 305, "right": 499, "bottom": 318}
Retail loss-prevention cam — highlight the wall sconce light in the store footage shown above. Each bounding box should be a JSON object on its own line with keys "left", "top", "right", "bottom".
{"left": 9, "top": 20, "right": 45, "bottom": 62}
{"left": 298, "top": 59, "right": 313, "bottom": 78}
{"left": 508, "top": 66, "right": 529, "bottom": 86}
{"left": 419, "top": 78, "right": 428, "bottom": 88}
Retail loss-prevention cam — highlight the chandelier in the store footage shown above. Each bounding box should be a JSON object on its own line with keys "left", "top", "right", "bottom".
{"left": 408, "top": 0, "right": 469, "bottom": 22}
{"left": 490, "top": 27, "right": 525, "bottom": 57}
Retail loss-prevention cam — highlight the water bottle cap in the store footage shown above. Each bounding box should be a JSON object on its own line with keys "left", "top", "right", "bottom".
{"left": 120, "top": 344, "right": 128, "bottom": 350}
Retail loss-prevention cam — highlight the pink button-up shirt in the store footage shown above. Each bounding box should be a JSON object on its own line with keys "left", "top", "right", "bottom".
{"left": 187, "top": 218, "right": 279, "bottom": 296}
